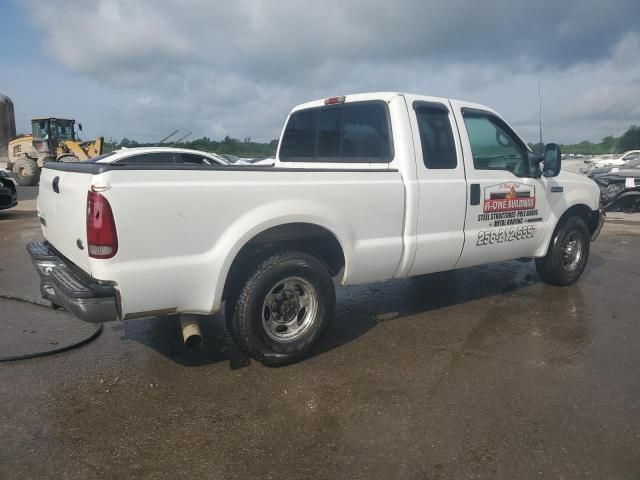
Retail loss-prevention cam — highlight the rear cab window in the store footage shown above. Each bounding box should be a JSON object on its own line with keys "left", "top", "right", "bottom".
{"left": 279, "top": 100, "right": 394, "bottom": 164}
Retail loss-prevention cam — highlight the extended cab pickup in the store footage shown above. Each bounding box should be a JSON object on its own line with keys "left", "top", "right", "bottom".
{"left": 28, "top": 92, "right": 604, "bottom": 365}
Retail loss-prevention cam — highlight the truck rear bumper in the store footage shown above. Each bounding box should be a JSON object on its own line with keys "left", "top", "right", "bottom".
{"left": 27, "top": 241, "right": 119, "bottom": 323}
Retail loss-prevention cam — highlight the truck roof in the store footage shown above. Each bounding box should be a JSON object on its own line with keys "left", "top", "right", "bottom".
{"left": 290, "top": 92, "right": 494, "bottom": 114}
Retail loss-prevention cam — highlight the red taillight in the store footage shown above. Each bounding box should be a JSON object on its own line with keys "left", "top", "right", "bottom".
{"left": 86, "top": 190, "right": 118, "bottom": 259}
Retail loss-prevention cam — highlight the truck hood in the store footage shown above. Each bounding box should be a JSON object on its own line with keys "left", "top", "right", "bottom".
{"left": 557, "top": 170, "right": 594, "bottom": 183}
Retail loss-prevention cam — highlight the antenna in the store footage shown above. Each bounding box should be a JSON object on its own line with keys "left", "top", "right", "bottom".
{"left": 538, "top": 80, "right": 543, "bottom": 156}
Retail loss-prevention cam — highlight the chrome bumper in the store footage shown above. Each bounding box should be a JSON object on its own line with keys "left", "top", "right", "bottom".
{"left": 27, "top": 241, "right": 119, "bottom": 323}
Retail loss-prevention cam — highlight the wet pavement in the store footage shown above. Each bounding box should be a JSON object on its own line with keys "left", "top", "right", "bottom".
{"left": 1, "top": 189, "right": 640, "bottom": 479}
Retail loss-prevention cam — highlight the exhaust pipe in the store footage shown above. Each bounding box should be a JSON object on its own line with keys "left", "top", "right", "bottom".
{"left": 180, "top": 314, "right": 202, "bottom": 349}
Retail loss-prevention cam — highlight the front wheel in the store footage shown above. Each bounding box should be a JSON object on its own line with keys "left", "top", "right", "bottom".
{"left": 227, "top": 251, "right": 335, "bottom": 366}
{"left": 535, "top": 216, "right": 590, "bottom": 286}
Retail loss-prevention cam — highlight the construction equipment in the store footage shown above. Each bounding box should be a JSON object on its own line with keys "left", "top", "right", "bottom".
{"left": 7, "top": 118, "right": 104, "bottom": 186}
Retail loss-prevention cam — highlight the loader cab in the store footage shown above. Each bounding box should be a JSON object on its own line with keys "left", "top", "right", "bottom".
{"left": 32, "top": 118, "right": 76, "bottom": 142}
{"left": 31, "top": 117, "right": 76, "bottom": 161}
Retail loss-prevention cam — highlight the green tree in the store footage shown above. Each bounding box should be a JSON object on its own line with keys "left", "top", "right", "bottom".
{"left": 600, "top": 135, "right": 616, "bottom": 153}
{"left": 616, "top": 126, "right": 640, "bottom": 152}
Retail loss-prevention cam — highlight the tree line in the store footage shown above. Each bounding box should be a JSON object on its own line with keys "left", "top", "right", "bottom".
{"left": 529, "top": 125, "right": 640, "bottom": 156}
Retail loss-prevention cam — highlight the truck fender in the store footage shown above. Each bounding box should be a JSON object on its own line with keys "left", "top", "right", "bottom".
{"left": 206, "top": 199, "right": 352, "bottom": 313}
{"left": 534, "top": 203, "right": 599, "bottom": 258}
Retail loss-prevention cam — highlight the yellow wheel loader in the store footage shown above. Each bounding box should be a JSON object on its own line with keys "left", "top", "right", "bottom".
{"left": 7, "top": 118, "right": 103, "bottom": 186}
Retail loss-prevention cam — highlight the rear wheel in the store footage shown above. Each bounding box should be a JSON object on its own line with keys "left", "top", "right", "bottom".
{"left": 227, "top": 251, "right": 335, "bottom": 366}
{"left": 535, "top": 216, "right": 590, "bottom": 286}
{"left": 12, "top": 157, "right": 40, "bottom": 186}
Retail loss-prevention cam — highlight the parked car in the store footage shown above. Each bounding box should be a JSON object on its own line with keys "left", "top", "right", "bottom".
{"left": 28, "top": 92, "right": 603, "bottom": 366}
{"left": 588, "top": 158, "right": 640, "bottom": 178}
{"left": 90, "top": 147, "right": 229, "bottom": 166}
{"left": 244, "top": 157, "right": 275, "bottom": 166}
{"left": 584, "top": 153, "right": 618, "bottom": 165}
{"left": 593, "top": 161, "right": 640, "bottom": 212}
{"left": 0, "top": 169, "right": 17, "bottom": 210}
{"left": 583, "top": 150, "right": 640, "bottom": 173}
{"left": 221, "top": 154, "right": 275, "bottom": 166}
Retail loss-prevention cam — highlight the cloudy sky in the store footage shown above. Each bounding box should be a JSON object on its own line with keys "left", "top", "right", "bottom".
{"left": 2, "top": 0, "right": 640, "bottom": 144}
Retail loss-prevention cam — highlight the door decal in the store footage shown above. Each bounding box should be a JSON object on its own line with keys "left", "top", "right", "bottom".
{"left": 477, "top": 182, "right": 541, "bottom": 228}
{"left": 484, "top": 182, "right": 535, "bottom": 213}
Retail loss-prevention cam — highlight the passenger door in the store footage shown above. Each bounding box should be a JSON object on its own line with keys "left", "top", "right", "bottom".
{"left": 406, "top": 96, "right": 467, "bottom": 275}
{"left": 451, "top": 101, "right": 549, "bottom": 268}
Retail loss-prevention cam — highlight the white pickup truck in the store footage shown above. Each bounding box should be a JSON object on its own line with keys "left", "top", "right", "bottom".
{"left": 28, "top": 92, "right": 604, "bottom": 365}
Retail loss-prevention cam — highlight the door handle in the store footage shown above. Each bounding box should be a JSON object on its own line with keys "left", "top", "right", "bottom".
{"left": 52, "top": 176, "right": 60, "bottom": 193}
{"left": 470, "top": 184, "right": 480, "bottom": 205}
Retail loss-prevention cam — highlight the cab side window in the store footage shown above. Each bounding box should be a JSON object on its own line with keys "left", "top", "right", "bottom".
{"left": 414, "top": 104, "right": 457, "bottom": 169}
{"left": 462, "top": 111, "right": 528, "bottom": 177}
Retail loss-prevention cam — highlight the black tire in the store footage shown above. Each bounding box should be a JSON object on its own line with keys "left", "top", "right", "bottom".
{"left": 12, "top": 157, "right": 40, "bottom": 186}
{"left": 226, "top": 250, "right": 335, "bottom": 367}
{"left": 535, "top": 216, "right": 590, "bottom": 286}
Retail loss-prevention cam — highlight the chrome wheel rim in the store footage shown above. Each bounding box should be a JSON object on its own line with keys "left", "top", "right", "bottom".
{"left": 261, "top": 276, "right": 318, "bottom": 342}
{"left": 562, "top": 232, "right": 583, "bottom": 271}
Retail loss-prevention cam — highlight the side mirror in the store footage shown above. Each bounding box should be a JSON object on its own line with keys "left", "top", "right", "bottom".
{"left": 528, "top": 151, "right": 543, "bottom": 178}
{"left": 543, "top": 143, "right": 561, "bottom": 177}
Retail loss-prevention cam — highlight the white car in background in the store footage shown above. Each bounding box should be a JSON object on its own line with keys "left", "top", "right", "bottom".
{"left": 221, "top": 154, "right": 275, "bottom": 167}
{"left": 588, "top": 150, "right": 640, "bottom": 169}
{"left": 92, "top": 147, "right": 230, "bottom": 166}
{"left": 247, "top": 157, "right": 275, "bottom": 166}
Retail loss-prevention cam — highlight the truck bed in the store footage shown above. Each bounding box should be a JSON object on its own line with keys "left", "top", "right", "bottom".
{"left": 38, "top": 161, "right": 406, "bottom": 318}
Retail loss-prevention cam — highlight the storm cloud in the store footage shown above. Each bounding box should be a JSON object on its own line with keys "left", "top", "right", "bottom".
{"left": 12, "top": 0, "right": 640, "bottom": 143}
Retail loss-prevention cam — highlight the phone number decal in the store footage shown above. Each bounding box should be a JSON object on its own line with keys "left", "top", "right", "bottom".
{"left": 476, "top": 225, "right": 536, "bottom": 246}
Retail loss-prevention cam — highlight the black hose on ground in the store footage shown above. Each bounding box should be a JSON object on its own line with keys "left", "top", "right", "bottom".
{"left": 0, "top": 294, "right": 103, "bottom": 362}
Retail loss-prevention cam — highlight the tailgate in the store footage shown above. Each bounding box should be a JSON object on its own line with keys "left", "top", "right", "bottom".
{"left": 38, "top": 167, "right": 93, "bottom": 274}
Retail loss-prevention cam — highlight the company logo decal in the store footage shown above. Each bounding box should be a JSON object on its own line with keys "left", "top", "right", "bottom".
{"left": 483, "top": 182, "right": 535, "bottom": 213}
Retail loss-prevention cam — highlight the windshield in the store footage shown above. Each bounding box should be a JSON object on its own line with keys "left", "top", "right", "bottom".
{"left": 50, "top": 120, "right": 75, "bottom": 141}
{"left": 32, "top": 120, "right": 48, "bottom": 140}
{"left": 219, "top": 154, "right": 240, "bottom": 163}
{"left": 31, "top": 119, "right": 75, "bottom": 141}
{"left": 624, "top": 158, "right": 640, "bottom": 169}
